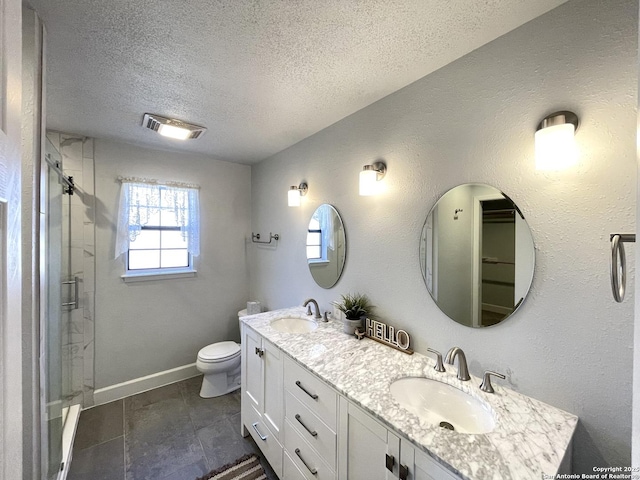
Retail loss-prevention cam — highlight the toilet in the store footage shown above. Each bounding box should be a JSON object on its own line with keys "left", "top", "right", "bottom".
{"left": 195, "top": 310, "right": 245, "bottom": 398}
{"left": 196, "top": 341, "right": 241, "bottom": 398}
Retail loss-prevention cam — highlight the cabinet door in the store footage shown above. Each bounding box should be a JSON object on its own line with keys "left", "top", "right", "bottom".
{"left": 243, "top": 326, "right": 264, "bottom": 412}
{"left": 338, "top": 399, "right": 398, "bottom": 480}
{"left": 400, "top": 439, "right": 459, "bottom": 480}
{"left": 262, "top": 338, "right": 283, "bottom": 441}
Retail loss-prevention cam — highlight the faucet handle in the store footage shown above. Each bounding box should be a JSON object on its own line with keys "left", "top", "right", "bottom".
{"left": 323, "top": 311, "right": 329, "bottom": 322}
{"left": 426, "top": 348, "right": 446, "bottom": 373}
{"left": 306, "top": 305, "right": 313, "bottom": 316}
{"left": 479, "top": 371, "right": 506, "bottom": 393}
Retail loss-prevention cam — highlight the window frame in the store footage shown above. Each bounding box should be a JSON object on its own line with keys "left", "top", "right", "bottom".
{"left": 127, "top": 225, "right": 191, "bottom": 271}
{"left": 307, "top": 219, "right": 330, "bottom": 264}
{"left": 120, "top": 184, "right": 198, "bottom": 282}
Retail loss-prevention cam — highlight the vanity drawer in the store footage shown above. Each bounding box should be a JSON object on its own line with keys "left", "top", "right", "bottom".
{"left": 285, "top": 390, "right": 337, "bottom": 470}
{"left": 244, "top": 404, "right": 283, "bottom": 478}
{"left": 285, "top": 419, "right": 335, "bottom": 480}
{"left": 283, "top": 450, "right": 307, "bottom": 480}
{"left": 284, "top": 356, "right": 337, "bottom": 429}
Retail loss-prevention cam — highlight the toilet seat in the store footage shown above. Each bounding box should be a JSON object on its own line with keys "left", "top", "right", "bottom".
{"left": 198, "top": 341, "right": 240, "bottom": 363}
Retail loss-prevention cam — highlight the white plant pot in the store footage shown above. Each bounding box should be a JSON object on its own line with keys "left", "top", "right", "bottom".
{"left": 343, "top": 317, "right": 364, "bottom": 335}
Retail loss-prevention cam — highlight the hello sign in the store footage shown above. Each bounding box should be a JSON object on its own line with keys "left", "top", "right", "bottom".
{"left": 363, "top": 318, "right": 413, "bottom": 355}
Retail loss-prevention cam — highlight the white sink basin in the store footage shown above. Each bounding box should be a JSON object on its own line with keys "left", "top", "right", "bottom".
{"left": 389, "top": 377, "right": 495, "bottom": 434}
{"left": 270, "top": 317, "right": 318, "bottom": 334}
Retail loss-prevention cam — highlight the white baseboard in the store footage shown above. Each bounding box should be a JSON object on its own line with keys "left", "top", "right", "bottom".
{"left": 93, "top": 363, "right": 200, "bottom": 407}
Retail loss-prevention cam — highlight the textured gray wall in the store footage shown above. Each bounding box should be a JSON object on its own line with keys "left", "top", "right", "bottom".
{"left": 249, "top": 0, "right": 637, "bottom": 472}
{"left": 94, "top": 139, "right": 251, "bottom": 388}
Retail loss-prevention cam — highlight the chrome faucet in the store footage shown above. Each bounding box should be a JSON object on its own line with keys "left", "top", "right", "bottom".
{"left": 303, "top": 298, "right": 322, "bottom": 319}
{"left": 444, "top": 347, "right": 471, "bottom": 381}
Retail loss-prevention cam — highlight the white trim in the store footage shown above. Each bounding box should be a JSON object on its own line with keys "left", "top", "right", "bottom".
{"left": 121, "top": 268, "right": 197, "bottom": 283}
{"left": 92, "top": 363, "right": 199, "bottom": 406}
{"left": 481, "top": 302, "right": 512, "bottom": 315}
{"left": 58, "top": 404, "right": 80, "bottom": 480}
{"left": 472, "top": 192, "right": 505, "bottom": 328}
{"left": 308, "top": 259, "right": 330, "bottom": 266}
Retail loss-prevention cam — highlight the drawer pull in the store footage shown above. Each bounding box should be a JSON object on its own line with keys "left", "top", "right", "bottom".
{"left": 295, "top": 414, "right": 318, "bottom": 437}
{"left": 399, "top": 464, "right": 409, "bottom": 480}
{"left": 385, "top": 453, "right": 395, "bottom": 472}
{"left": 295, "top": 380, "right": 318, "bottom": 400}
{"left": 295, "top": 448, "right": 317, "bottom": 475}
{"left": 251, "top": 422, "right": 267, "bottom": 441}
{"left": 255, "top": 347, "right": 264, "bottom": 357}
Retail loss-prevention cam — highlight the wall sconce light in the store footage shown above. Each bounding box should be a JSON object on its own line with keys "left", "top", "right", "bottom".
{"left": 359, "top": 162, "right": 387, "bottom": 196}
{"left": 535, "top": 111, "right": 579, "bottom": 170}
{"left": 288, "top": 182, "right": 308, "bottom": 207}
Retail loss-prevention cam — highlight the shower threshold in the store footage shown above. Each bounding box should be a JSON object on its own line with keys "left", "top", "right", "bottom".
{"left": 58, "top": 404, "right": 80, "bottom": 480}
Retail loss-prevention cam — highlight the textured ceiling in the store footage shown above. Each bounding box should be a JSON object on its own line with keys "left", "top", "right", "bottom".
{"left": 30, "top": 0, "right": 567, "bottom": 164}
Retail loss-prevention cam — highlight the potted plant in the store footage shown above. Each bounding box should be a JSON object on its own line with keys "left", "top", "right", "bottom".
{"left": 333, "top": 293, "right": 375, "bottom": 335}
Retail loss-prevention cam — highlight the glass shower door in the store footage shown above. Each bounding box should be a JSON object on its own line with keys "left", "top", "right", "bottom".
{"left": 43, "top": 138, "right": 74, "bottom": 479}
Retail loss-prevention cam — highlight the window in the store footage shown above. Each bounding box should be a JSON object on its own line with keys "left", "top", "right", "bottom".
{"left": 115, "top": 180, "right": 200, "bottom": 278}
{"left": 128, "top": 187, "right": 190, "bottom": 269}
{"left": 306, "top": 217, "right": 322, "bottom": 260}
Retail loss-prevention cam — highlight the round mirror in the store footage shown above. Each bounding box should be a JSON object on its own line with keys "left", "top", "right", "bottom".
{"left": 419, "top": 184, "right": 535, "bottom": 327}
{"left": 306, "top": 204, "right": 347, "bottom": 289}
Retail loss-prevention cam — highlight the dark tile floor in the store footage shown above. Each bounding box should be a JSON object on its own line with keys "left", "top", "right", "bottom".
{"left": 68, "top": 375, "right": 278, "bottom": 480}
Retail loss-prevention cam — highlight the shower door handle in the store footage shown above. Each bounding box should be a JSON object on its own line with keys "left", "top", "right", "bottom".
{"left": 62, "top": 276, "right": 79, "bottom": 309}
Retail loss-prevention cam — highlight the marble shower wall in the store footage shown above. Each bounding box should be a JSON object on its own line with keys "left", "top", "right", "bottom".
{"left": 46, "top": 131, "right": 96, "bottom": 407}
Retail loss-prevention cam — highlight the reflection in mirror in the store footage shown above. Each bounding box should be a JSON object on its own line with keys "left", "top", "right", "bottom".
{"left": 420, "top": 184, "right": 535, "bottom": 328}
{"left": 306, "top": 204, "right": 347, "bottom": 289}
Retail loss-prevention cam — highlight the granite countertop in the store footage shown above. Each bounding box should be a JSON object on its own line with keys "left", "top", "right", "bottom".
{"left": 240, "top": 307, "right": 578, "bottom": 480}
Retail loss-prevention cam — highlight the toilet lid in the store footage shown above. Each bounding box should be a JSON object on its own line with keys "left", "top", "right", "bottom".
{"left": 198, "top": 341, "right": 240, "bottom": 362}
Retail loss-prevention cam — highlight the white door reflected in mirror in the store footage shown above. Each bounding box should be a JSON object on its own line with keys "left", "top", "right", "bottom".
{"left": 420, "top": 184, "right": 535, "bottom": 328}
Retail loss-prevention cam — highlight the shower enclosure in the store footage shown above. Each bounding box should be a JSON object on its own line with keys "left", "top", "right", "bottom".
{"left": 42, "top": 137, "right": 81, "bottom": 479}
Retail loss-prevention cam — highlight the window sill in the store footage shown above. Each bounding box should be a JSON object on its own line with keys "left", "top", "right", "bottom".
{"left": 121, "top": 269, "right": 197, "bottom": 283}
{"left": 308, "top": 259, "right": 330, "bottom": 266}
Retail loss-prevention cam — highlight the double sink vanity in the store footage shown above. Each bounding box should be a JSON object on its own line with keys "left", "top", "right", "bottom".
{"left": 241, "top": 183, "right": 577, "bottom": 479}
{"left": 240, "top": 307, "right": 577, "bottom": 480}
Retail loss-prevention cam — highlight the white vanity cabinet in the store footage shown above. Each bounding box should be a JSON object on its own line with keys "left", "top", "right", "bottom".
{"left": 241, "top": 324, "right": 460, "bottom": 480}
{"left": 241, "top": 325, "right": 284, "bottom": 477}
{"left": 241, "top": 309, "right": 577, "bottom": 480}
{"left": 338, "top": 399, "right": 458, "bottom": 480}
{"left": 283, "top": 355, "right": 338, "bottom": 479}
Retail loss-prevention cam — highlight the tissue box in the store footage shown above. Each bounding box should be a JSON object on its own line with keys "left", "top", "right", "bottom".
{"left": 247, "top": 301, "right": 261, "bottom": 315}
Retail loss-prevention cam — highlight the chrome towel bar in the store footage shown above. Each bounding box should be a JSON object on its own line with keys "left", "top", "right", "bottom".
{"left": 251, "top": 232, "right": 279, "bottom": 245}
{"left": 610, "top": 233, "right": 635, "bottom": 303}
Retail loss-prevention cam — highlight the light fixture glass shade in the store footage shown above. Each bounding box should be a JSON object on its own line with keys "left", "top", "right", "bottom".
{"left": 359, "top": 169, "right": 378, "bottom": 196}
{"left": 288, "top": 186, "right": 301, "bottom": 207}
{"left": 535, "top": 123, "right": 577, "bottom": 170}
{"left": 158, "top": 123, "right": 192, "bottom": 140}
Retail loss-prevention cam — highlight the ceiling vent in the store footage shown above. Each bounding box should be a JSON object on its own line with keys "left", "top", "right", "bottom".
{"left": 142, "top": 113, "right": 207, "bottom": 140}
